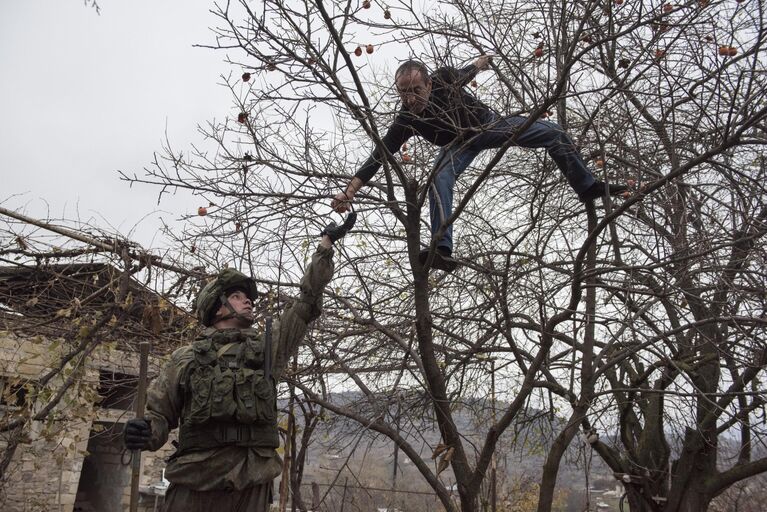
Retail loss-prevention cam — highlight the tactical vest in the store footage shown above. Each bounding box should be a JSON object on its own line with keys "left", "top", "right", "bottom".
{"left": 177, "top": 328, "right": 279, "bottom": 453}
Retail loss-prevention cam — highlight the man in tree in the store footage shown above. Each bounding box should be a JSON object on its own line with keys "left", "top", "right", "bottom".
{"left": 331, "top": 57, "right": 628, "bottom": 271}
{"left": 123, "top": 214, "right": 356, "bottom": 512}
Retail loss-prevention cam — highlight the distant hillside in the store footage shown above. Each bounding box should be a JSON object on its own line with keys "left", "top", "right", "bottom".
{"left": 277, "top": 391, "right": 615, "bottom": 511}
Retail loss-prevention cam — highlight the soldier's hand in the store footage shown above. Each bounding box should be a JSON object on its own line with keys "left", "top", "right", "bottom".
{"left": 331, "top": 191, "right": 353, "bottom": 213}
{"left": 124, "top": 418, "right": 152, "bottom": 451}
{"left": 321, "top": 212, "right": 357, "bottom": 243}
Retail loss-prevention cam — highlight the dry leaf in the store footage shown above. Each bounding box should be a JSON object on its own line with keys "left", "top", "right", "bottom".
{"left": 432, "top": 443, "right": 447, "bottom": 460}
{"left": 142, "top": 303, "right": 163, "bottom": 334}
{"left": 436, "top": 457, "right": 450, "bottom": 476}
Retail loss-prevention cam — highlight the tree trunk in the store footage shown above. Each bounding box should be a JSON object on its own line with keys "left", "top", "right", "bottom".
{"left": 536, "top": 407, "right": 588, "bottom": 512}
{"left": 537, "top": 204, "right": 599, "bottom": 512}
{"left": 406, "top": 180, "right": 467, "bottom": 512}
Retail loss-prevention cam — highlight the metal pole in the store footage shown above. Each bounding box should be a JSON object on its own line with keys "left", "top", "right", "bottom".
{"left": 130, "top": 342, "right": 150, "bottom": 512}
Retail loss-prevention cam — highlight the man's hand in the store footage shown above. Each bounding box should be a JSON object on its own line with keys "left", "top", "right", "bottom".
{"left": 321, "top": 212, "right": 357, "bottom": 244}
{"left": 474, "top": 55, "right": 493, "bottom": 71}
{"left": 124, "top": 418, "right": 152, "bottom": 451}
{"left": 331, "top": 191, "right": 353, "bottom": 213}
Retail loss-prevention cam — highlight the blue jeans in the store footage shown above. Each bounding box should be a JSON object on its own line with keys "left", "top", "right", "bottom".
{"left": 428, "top": 113, "right": 596, "bottom": 252}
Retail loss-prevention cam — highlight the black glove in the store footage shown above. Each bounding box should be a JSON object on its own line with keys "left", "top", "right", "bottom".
{"left": 124, "top": 418, "right": 152, "bottom": 450}
{"left": 321, "top": 212, "right": 357, "bottom": 243}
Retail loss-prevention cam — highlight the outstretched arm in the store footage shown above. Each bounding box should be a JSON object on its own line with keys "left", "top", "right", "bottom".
{"left": 271, "top": 213, "right": 356, "bottom": 379}
{"left": 331, "top": 121, "right": 411, "bottom": 213}
{"left": 451, "top": 55, "right": 493, "bottom": 87}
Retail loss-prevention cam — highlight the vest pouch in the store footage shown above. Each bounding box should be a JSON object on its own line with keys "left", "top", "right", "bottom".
{"left": 187, "top": 365, "right": 214, "bottom": 424}
{"left": 239, "top": 338, "right": 265, "bottom": 369}
{"left": 252, "top": 370, "right": 277, "bottom": 423}
{"left": 209, "top": 366, "right": 237, "bottom": 420}
{"left": 234, "top": 368, "right": 258, "bottom": 423}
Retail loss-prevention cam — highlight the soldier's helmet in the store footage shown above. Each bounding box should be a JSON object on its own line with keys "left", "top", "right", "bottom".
{"left": 195, "top": 268, "right": 258, "bottom": 326}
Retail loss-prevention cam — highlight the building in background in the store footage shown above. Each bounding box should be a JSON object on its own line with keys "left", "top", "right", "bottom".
{"left": 0, "top": 262, "right": 190, "bottom": 512}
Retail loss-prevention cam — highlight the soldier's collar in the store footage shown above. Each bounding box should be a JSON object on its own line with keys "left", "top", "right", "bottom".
{"left": 207, "top": 327, "right": 261, "bottom": 345}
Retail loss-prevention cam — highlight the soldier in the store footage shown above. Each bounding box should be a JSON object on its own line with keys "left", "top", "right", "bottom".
{"left": 123, "top": 214, "right": 356, "bottom": 512}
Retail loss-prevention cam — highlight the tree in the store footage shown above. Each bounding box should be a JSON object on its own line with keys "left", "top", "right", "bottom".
{"left": 121, "top": 1, "right": 767, "bottom": 511}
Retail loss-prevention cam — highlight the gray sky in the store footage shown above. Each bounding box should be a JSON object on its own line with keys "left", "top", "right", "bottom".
{"left": 1, "top": 0, "right": 233, "bottom": 249}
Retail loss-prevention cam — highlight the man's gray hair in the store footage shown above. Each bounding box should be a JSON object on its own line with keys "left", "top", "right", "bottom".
{"left": 395, "top": 59, "right": 431, "bottom": 81}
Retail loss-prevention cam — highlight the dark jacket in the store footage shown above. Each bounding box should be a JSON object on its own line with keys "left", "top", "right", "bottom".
{"left": 354, "top": 65, "right": 493, "bottom": 183}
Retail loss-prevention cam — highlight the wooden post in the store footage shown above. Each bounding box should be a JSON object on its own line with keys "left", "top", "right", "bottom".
{"left": 279, "top": 401, "right": 294, "bottom": 512}
{"left": 130, "top": 342, "right": 150, "bottom": 512}
{"left": 311, "top": 482, "right": 320, "bottom": 510}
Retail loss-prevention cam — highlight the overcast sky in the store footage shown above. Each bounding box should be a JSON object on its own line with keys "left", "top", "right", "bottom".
{"left": 1, "top": 0, "right": 234, "bottom": 249}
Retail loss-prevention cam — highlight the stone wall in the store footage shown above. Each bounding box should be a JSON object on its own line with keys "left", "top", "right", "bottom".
{"left": 0, "top": 332, "right": 177, "bottom": 512}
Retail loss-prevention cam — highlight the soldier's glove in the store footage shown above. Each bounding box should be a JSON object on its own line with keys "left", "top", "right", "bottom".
{"left": 124, "top": 418, "right": 152, "bottom": 451}
{"left": 321, "top": 212, "right": 357, "bottom": 243}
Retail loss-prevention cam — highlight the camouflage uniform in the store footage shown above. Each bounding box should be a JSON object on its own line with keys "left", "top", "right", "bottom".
{"left": 143, "top": 245, "right": 334, "bottom": 511}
